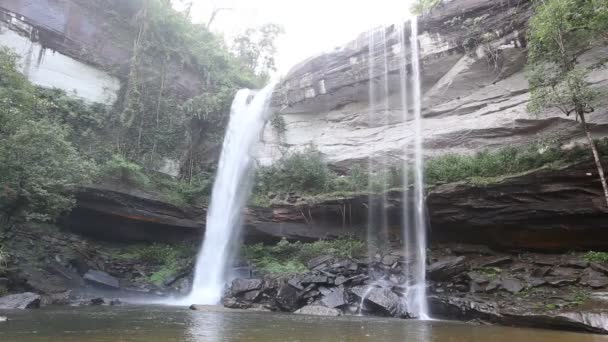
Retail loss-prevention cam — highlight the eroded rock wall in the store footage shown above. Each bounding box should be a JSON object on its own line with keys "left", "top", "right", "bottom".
{"left": 259, "top": 0, "right": 608, "bottom": 168}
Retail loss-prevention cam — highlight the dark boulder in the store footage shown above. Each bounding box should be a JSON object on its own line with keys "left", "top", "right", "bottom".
{"left": 352, "top": 286, "right": 403, "bottom": 317}
{"left": 275, "top": 283, "right": 302, "bottom": 312}
{"left": 0, "top": 293, "right": 41, "bottom": 309}
{"left": 83, "top": 270, "right": 120, "bottom": 289}
{"left": 230, "top": 278, "right": 263, "bottom": 295}
{"left": 580, "top": 269, "right": 608, "bottom": 289}
{"left": 319, "top": 287, "right": 347, "bottom": 308}
{"left": 90, "top": 298, "right": 105, "bottom": 306}
{"left": 500, "top": 277, "right": 524, "bottom": 294}
{"left": 300, "top": 275, "right": 330, "bottom": 285}
{"left": 223, "top": 297, "right": 252, "bottom": 309}
{"left": 428, "top": 256, "right": 466, "bottom": 281}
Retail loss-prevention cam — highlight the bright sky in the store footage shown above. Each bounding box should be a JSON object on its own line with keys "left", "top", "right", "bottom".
{"left": 174, "top": 0, "right": 414, "bottom": 75}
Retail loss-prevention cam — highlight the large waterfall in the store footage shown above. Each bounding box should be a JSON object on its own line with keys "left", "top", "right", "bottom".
{"left": 186, "top": 84, "right": 275, "bottom": 305}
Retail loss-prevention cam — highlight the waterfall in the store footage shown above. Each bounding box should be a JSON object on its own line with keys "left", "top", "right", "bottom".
{"left": 361, "top": 18, "right": 428, "bottom": 319}
{"left": 186, "top": 84, "right": 275, "bottom": 305}
{"left": 406, "top": 16, "right": 429, "bottom": 319}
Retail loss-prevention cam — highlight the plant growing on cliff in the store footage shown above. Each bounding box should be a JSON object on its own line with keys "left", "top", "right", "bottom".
{"left": 411, "top": 0, "right": 442, "bottom": 15}
{"left": 255, "top": 148, "right": 335, "bottom": 195}
{"left": 526, "top": 0, "right": 608, "bottom": 205}
{"left": 242, "top": 237, "right": 365, "bottom": 275}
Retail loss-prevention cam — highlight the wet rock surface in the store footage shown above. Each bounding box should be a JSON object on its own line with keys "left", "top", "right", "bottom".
{"left": 294, "top": 305, "right": 342, "bottom": 317}
{"left": 83, "top": 270, "right": 120, "bottom": 289}
{"left": 222, "top": 245, "right": 608, "bottom": 334}
{"left": 0, "top": 293, "right": 41, "bottom": 310}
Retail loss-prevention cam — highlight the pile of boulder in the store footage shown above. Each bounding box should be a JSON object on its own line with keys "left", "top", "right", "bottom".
{"left": 221, "top": 245, "right": 608, "bottom": 334}
{"left": 221, "top": 253, "right": 425, "bottom": 318}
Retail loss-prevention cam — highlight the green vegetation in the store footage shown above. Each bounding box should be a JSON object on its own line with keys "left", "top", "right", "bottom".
{"left": 232, "top": 23, "right": 285, "bottom": 82}
{"left": 101, "top": 155, "right": 151, "bottom": 188}
{"left": 583, "top": 251, "right": 608, "bottom": 263}
{"left": 242, "top": 238, "right": 365, "bottom": 275}
{"left": 251, "top": 140, "right": 608, "bottom": 205}
{"left": 115, "top": 243, "right": 195, "bottom": 286}
{"left": 424, "top": 140, "right": 605, "bottom": 185}
{"left": 526, "top": 0, "right": 608, "bottom": 205}
{"left": 0, "top": 49, "right": 97, "bottom": 222}
{"left": 411, "top": 0, "right": 442, "bottom": 15}
{"left": 477, "top": 267, "right": 502, "bottom": 279}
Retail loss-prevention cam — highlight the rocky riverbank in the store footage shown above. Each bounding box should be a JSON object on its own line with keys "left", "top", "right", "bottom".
{"left": 219, "top": 244, "right": 608, "bottom": 334}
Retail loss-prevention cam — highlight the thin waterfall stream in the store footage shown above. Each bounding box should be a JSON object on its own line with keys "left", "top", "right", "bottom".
{"left": 360, "top": 17, "right": 428, "bottom": 319}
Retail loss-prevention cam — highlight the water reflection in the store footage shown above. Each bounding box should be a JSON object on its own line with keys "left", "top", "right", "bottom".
{"left": 1, "top": 306, "right": 608, "bottom": 342}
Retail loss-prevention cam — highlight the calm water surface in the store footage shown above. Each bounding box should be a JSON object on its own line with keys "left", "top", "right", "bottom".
{"left": 1, "top": 306, "right": 607, "bottom": 342}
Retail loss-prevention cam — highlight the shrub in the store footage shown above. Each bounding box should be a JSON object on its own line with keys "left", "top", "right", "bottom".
{"left": 115, "top": 243, "right": 195, "bottom": 286}
{"left": 242, "top": 237, "right": 365, "bottom": 275}
{"left": 255, "top": 148, "right": 335, "bottom": 195}
{"left": 100, "top": 155, "right": 150, "bottom": 187}
{"left": 584, "top": 251, "right": 608, "bottom": 263}
{"left": 0, "top": 120, "right": 97, "bottom": 221}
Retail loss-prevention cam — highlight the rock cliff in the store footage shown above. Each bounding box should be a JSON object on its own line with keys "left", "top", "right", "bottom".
{"left": 260, "top": 0, "right": 608, "bottom": 168}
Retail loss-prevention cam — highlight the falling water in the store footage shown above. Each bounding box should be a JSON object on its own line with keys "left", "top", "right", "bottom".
{"left": 185, "top": 83, "right": 275, "bottom": 305}
{"left": 407, "top": 16, "right": 429, "bottom": 319}
{"left": 366, "top": 28, "right": 378, "bottom": 259}
{"left": 361, "top": 18, "right": 428, "bottom": 319}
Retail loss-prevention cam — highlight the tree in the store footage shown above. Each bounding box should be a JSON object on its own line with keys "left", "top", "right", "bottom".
{"left": 0, "top": 120, "right": 96, "bottom": 222}
{"left": 0, "top": 49, "right": 96, "bottom": 222}
{"left": 232, "top": 23, "right": 285, "bottom": 79}
{"left": 526, "top": 0, "right": 608, "bottom": 205}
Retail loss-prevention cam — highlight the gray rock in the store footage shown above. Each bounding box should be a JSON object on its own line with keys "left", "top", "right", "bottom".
{"left": 485, "top": 279, "right": 501, "bottom": 292}
{"left": 549, "top": 267, "right": 580, "bottom": 277}
{"left": 307, "top": 255, "right": 333, "bottom": 269}
{"left": 0, "top": 293, "right": 41, "bottom": 309}
{"left": 230, "top": 278, "right": 263, "bottom": 295}
{"left": 352, "top": 286, "right": 403, "bottom": 316}
{"left": 275, "top": 283, "right": 302, "bottom": 311}
{"left": 590, "top": 263, "right": 608, "bottom": 275}
{"left": 242, "top": 290, "right": 262, "bottom": 302}
{"left": 500, "top": 277, "right": 524, "bottom": 294}
{"left": 319, "top": 287, "right": 347, "bottom": 308}
{"left": 545, "top": 276, "right": 579, "bottom": 287}
{"left": 534, "top": 256, "right": 561, "bottom": 266}
{"left": 287, "top": 277, "right": 304, "bottom": 290}
{"left": 480, "top": 257, "right": 512, "bottom": 267}
{"left": 382, "top": 255, "right": 401, "bottom": 266}
{"left": 222, "top": 297, "right": 251, "bottom": 309}
{"left": 524, "top": 277, "right": 547, "bottom": 288}
{"left": 428, "top": 256, "right": 467, "bottom": 281}
{"left": 580, "top": 269, "right": 608, "bottom": 288}
{"left": 467, "top": 271, "right": 490, "bottom": 285}
{"left": 294, "top": 305, "right": 342, "bottom": 316}
{"left": 563, "top": 257, "right": 589, "bottom": 269}
{"left": 83, "top": 270, "right": 119, "bottom": 289}
{"left": 531, "top": 266, "right": 551, "bottom": 278}
{"left": 300, "top": 275, "right": 329, "bottom": 285}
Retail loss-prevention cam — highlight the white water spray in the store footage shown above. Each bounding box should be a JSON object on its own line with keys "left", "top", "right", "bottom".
{"left": 185, "top": 84, "right": 275, "bottom": 305}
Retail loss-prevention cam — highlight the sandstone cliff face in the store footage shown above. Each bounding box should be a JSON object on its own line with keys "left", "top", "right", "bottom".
{"left": 0, "top": 0, "right": 203, "bottom": 102}
{"left": 259, "top": 0, "right": 608, "bottom": 168}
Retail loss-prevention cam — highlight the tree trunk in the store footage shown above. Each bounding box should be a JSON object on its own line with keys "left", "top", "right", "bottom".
{"left": 579, "top": 112, "right": 608, "bottom": 206}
